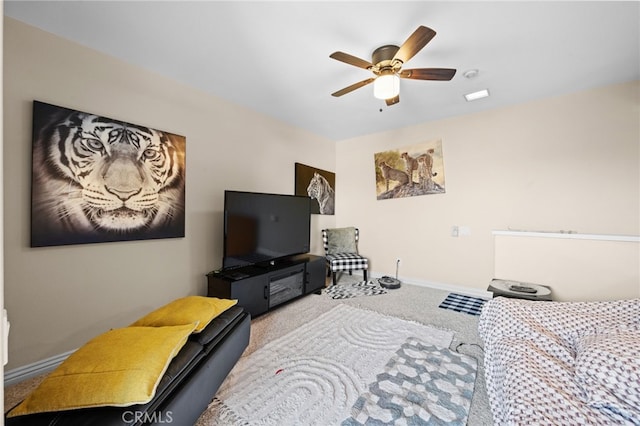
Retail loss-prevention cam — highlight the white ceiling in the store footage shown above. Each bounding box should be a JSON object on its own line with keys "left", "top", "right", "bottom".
{"left": 4, "top": 1, "right": 639, "bottom": 141}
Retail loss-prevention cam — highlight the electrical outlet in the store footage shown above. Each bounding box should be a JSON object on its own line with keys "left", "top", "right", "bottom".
{"left": 396, "top": 258, "right": 401, "bottom": 265}
{"left": 451, "top": 225, "right": 459, "bottom": 237}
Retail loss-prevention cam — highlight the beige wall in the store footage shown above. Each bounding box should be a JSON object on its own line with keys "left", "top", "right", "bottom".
{"left": 494, "top": 232, "right": 639, "bottom": 302}
{"left": 3, "top": 18, "right": 336, "bottom": 369}
{"left": 336, "top": 80, "right": 639, "bottom": 295}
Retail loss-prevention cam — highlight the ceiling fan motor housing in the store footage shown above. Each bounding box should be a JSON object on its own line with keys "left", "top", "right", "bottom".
{"left": 372, "top": 45, "right": 400, "bottom": 67}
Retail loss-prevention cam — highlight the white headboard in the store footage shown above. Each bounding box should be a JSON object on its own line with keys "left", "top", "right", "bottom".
{"left": 493, "top": 230, "right": 640, "bottom": 302}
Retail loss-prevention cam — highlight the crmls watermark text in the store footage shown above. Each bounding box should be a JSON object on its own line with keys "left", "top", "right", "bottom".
{"left": 122, "top": 411, "right": 173, "bottom": 424}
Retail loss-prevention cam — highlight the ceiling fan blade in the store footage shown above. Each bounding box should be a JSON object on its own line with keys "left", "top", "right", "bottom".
{"left": 399, "top": 68, "right": 457, "bottom": 81}
{"left": 329, "top": 51, "right": 373, "bottom": 70}
{"left": 385, "top": 95, "right": 400, "bottom": 106}
{"left": 331, "top": 78, "right": 375, "bottom": 97}
{"left": 393, "top": 26, "right": 436, "bottom": 64}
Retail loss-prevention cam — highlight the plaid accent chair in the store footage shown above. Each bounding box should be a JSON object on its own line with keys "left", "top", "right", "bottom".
{"left": 322, "top": 227, "right": 369, "bottom": 286}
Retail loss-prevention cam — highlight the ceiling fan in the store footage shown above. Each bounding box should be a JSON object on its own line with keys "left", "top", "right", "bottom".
{"left": 330, "top": 26, "right": 456, "bottom": 106}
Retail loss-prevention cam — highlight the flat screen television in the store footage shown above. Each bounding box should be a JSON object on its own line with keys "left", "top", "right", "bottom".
{"left": 222, "top": 190, "right": 311, "bottom": 269}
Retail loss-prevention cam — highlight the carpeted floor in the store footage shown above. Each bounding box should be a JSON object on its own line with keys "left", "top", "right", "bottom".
{"left": 5, "top": 276, "right": 493, "bottom": 425}
{"left": 197, "top": 276, "right": 492, "bottom": 425}
{"left": 208, "top": 304, "right": 460, "bottom": 425}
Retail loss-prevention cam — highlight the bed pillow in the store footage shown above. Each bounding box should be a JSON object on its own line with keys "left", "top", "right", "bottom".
{"left": 574, "top": 329, "right": 640, "bottom": 418}
{"left": 8, "top": 323, "right": 196, "bottom": 417}
{"left": 326, "top": 227, "right": 357, "bottom": 255}
{"left": 130, "top": 296, "right": 237, "bottom": 333}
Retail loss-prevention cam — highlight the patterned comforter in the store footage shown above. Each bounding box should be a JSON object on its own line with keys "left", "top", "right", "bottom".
{"left": 478, "top": 297, "right": 640, "bottom": 425}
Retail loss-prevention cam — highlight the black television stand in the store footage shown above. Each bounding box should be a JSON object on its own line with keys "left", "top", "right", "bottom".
{"left": 206, "top": 254, "right": 325, "bottom": 318}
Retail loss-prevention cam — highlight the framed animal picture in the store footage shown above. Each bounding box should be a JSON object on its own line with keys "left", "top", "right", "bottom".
{"left": 294, "top": 163, "right": 335, "bottom": 215}
{"left": 30, "top": 101, "right": 186, "bottom": 247}
{"left": 374, "top": 139, "right": 445, "bottom": 200}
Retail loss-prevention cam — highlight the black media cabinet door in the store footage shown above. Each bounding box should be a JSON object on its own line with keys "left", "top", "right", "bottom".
{"left": 232, "top": 276, "right": 269, "bottom": 317}
{"left": 305, "top": 256, "right": 326, "bottom": 294}
{"left": 207, "top": 274, "right": 269, "bottom": 318}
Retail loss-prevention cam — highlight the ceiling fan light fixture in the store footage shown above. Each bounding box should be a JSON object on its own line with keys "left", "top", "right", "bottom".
{"left": 330, "top": 26, "right": 455, "bottom": 106}
{"left": 464, "top": 89, "right": 490, "bottom": 102}
{"left": 373, "top": 73, "right": 400, "bottom": 100}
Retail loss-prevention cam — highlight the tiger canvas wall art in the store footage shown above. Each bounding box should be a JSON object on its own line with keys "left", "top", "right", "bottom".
{"left": 294, "top": 162, "right": 335, "bottom": 215}
{"left": 30, "top": 101, "right": 186, "bottom": 247}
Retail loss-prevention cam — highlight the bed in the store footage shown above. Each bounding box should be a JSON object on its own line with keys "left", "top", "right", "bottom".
{"left": 478, "top": 297, "right": 640, "bottom": 425}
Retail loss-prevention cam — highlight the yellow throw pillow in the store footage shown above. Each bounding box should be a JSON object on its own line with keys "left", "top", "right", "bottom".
{"left": 8, "top": 323, "right": 195, "bottom": 417}
{"left": 130, "top": 296, "right": 237, "bottom": 333}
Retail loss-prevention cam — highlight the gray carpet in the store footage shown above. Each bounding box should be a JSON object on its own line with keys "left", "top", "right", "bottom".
{"left": 196, "top": 275, "right": 493, "bottom": 425}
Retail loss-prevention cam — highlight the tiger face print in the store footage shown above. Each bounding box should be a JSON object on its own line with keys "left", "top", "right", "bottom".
{"left": 31, "top": 103, "right": 185, "bottom": 246}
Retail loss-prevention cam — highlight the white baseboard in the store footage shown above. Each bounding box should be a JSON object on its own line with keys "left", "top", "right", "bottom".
{"left": 4, "top": 349, "right": 75, "bottom": 387}
{"left": 370, "top": 271, "right": 493, "bottom": 299}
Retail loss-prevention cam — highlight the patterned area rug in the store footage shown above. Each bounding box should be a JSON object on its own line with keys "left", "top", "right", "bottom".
{"left": 438, "top": 293, "right": 488, "bottom": 316}
{"left": 207, "top": 304, "right": 457, "bottom": 425}
{"left": 344, "top": 337, "right": 477, "bottom": 425}
{"left": 324, "top": 280, "right": 388, "bottom": 299}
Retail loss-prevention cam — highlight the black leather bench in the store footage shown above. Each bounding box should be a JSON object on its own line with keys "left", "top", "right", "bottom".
{"left": 5, "top": 305, "right": 250, "bottom": 426}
